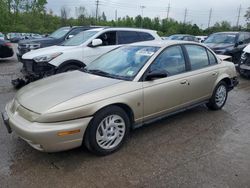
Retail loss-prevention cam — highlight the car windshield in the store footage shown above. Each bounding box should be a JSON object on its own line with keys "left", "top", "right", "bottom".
{"left": 83, "top": 46, "right": 160, "bottom": 81}
{"left": 49, "top": 27, "right": 70, "bottom": 39}
{"left": 61, "top": 30, "right": 98, "bottom": 46}
{"left": 0, "top": 33, "right": 4, "bottom": 37}
{"left": 204, "top": 33, "right": 236, "bottom": 44}
{"left": 168, "top": 35, "right": 184, "bottom": 40}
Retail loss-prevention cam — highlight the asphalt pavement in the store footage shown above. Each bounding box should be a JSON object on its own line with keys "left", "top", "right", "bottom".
{"left": 0, "top": 45, "right": 250, "bottom": 188}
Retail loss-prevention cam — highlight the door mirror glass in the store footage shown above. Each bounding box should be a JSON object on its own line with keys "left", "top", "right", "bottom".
{"left": 146, "top": 70, "right": 168, "bottom": 81}
{"left": 91, "top": 39, "right": 103, "bottom": 47}
{"left": 67, "top": 35, "right": 74, "bottom": 39}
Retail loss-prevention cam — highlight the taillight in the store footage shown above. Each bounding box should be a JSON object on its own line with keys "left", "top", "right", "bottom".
{"left": 4, "top": 42, "right": 12, "bottom": 48}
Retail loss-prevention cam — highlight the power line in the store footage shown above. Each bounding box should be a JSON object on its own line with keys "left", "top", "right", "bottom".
{"left": 208, "top": 8, "right": 212, "bottom": 28}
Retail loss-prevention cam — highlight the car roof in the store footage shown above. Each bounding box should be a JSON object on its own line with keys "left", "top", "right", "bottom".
{"left": 213, "top": 32, "right": 239, "bottom": 35}
{"left": 129, "top": 40, "right": 198, "bottom": 47}
{"left": 84, "top": 27, "right": 157, "bottom": 33}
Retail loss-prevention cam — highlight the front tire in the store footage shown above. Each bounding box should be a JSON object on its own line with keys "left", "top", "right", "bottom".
{"left": 206, "top": 81, "right": 228, "bottom": 110}
{"left": 84, "top": 106, "right": 130, "bottom": 156}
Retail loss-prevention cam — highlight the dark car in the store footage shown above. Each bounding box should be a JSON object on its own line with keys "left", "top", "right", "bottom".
{"left": 17, "top": 26, "right": 100, "bottom": 62}
{"left": 203, "top": 32, "right": 250, "bottom": 64}
{"left": 0, "top": 40, "right": 14, "bottom": 58}
{"left": 9, "top": 33, "right": 23, "bottom": 43}
{"left": 167, "top": 34, "right": 199, "bottom": 42}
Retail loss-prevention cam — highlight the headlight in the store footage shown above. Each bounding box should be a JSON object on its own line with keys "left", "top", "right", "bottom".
{"left": 33, "top": 52, "right": 63, "bottom": 63}
{"left": 29, "top": 43, "right": 41, "bottom": 50}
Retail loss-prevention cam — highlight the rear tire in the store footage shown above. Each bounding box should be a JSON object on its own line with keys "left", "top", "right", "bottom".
{"left": 206, "top": 81, "right": 228, "bottom": 110}
{"left": 84, "top": 106, "right": 130, "bottom": 156}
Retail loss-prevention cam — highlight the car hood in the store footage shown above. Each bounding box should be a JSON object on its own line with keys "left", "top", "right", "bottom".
{"left": 16, "top": 71, "right": 123, "bottom": 114}
{"left": 204, "top": 43, "right": 234, "bottom": 50}
{"left": 22, "top": 45, "right": 75, "bottom": 59}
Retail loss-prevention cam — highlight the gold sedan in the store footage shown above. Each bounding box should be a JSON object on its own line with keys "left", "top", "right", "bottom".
{"left": 2, "top": 41, "right": 238, "bottom": 155}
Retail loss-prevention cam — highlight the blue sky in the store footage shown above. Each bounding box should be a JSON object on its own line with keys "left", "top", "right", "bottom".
{"left": 46, "top": 0, "right": 250, "bottom": 28}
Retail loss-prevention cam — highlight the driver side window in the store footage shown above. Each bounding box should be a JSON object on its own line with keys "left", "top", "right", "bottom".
{"left": 150, "top": 45, "right": 186, "bottom": 76}
{"left": 97, "top": 31, "right": 117, "bottom": 46}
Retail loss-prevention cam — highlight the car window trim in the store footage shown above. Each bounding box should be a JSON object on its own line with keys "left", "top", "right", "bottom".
{"left": 140, "top": 44, "right": 188, "bottom": 82}
{"left": 183, "top": 44, "right": 213, "bottom": 71}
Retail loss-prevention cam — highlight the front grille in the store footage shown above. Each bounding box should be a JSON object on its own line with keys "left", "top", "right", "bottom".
{"left": 18, "top": 44, "right": 31, "bottom": 56}
{"left": 22, "top": 59, "right": 56, "bottom": 76}
{"left": 22, "top": 59, "right": 34, "bottom": 73}
{"left": 244, "top": 53, "right": 250, "bottom": 65}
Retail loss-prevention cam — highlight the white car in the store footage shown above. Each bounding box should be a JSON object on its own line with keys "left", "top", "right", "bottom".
{"left": 21, "top": 27, "right": 161, "bottom": 78}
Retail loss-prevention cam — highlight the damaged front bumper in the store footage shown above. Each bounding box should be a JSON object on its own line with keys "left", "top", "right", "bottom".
{"left": 12, "top": 59, "right": 57, "bottom": 89}
{"left": 21, "top": 59, "right": 56, "bottom": 77}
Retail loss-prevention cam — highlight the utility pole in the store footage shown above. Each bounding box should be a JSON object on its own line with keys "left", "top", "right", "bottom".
{"left": 208, "top": 8, "right": 212, "bottom": 28}
{"left": 183, "top": 8, "right": 187, "bottom": 24}
{"left": 140, "top": 5, "right": 146, "bottom": 28}
{"left": 166, "top": 3, "right": 170, "bottom": 21}
{"left": 95, "top": 0, "right": 99, "bottom": 23}
{"left": 236, "top": 4, "right": 241, "bottom": 28}
{"left": 115, "top": 9, "right": 117, "bottom": 21}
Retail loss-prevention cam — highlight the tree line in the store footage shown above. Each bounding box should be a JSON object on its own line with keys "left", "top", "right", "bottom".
{"left": 0, "top": 0, "right": 250, "bottom": 36}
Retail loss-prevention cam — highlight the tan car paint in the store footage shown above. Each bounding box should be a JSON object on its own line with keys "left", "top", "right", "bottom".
{"left": 4, "top": 41, "right": 237, "bottom": 152}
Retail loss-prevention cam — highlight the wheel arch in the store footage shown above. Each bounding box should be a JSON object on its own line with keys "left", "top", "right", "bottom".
{"left": 57, "top": 60, "right": 86, "bottom": 72}
{"left": 213, "top": 74, "right": 232, "bottom": 91}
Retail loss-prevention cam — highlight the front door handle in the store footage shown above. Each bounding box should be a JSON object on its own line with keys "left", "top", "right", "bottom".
{"left": 180, "top": 80, "right": 190, "bottom": 85}
{"left": 212, "top": 72, "right": 218, "bottom": 76}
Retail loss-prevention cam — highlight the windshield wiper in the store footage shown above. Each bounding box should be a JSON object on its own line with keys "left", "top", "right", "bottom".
{"left": 81, "top": 68, "right": 130, "bottom": 80}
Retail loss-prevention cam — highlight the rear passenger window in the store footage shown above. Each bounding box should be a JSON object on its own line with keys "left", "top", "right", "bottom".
{"left": 185, "top": 45, "right": 209, "bottom": 70}
{"left": 138, "top": 32, "right": 155, "bottom": 41}
{"left": 207, "top": 50, "right": 217, "bottom": 65}
{"left": 150, "top": 45, "right": 186, "bottom": 76}
{"left": 117, "top": 31, "right": 141, "bottom": 44}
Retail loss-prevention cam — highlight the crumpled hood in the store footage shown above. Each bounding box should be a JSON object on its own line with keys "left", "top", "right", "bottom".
{"left": 204, "top": 43, "right": 234, "bottom": 50}
{"left": 22, "top": 45, "right": 74, "bottom": 59}
{"left": 243, "top": 44, "right": 250, "bottom": 53}
{"left": 16, "top": 71, "right": 123, "bottom": 114}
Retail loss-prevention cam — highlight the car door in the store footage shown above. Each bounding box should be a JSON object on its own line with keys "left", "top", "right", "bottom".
{"left": 142, "top": 45, "right": 189, "bottom": 120}
{"left": 181, "top": 44, "right": 219, "bottom": 105}
{"left": 85, "top": 31, "right": 118, "bottom": 63}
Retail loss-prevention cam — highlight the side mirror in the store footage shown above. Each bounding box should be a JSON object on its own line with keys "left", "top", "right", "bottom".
{"left": 67, "top": 35, "right": 74, "bottom": 39}
{"left": 90, "top": 39, "right": 103, "bottom": 47}
{"left": 146, "top": 70, "right": 168, "bottom": 81}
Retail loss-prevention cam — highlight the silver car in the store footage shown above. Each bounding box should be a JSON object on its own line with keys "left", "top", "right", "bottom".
{"left": 2, "top": 41, "right": 238, "bottom": 155}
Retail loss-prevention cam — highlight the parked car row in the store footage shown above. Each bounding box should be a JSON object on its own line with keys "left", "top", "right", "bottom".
{"left": 2, "top": 38, "right": 238, "bottom": 155}
{"left": 3, "top": 32, "right": 44, "bottom": 43}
